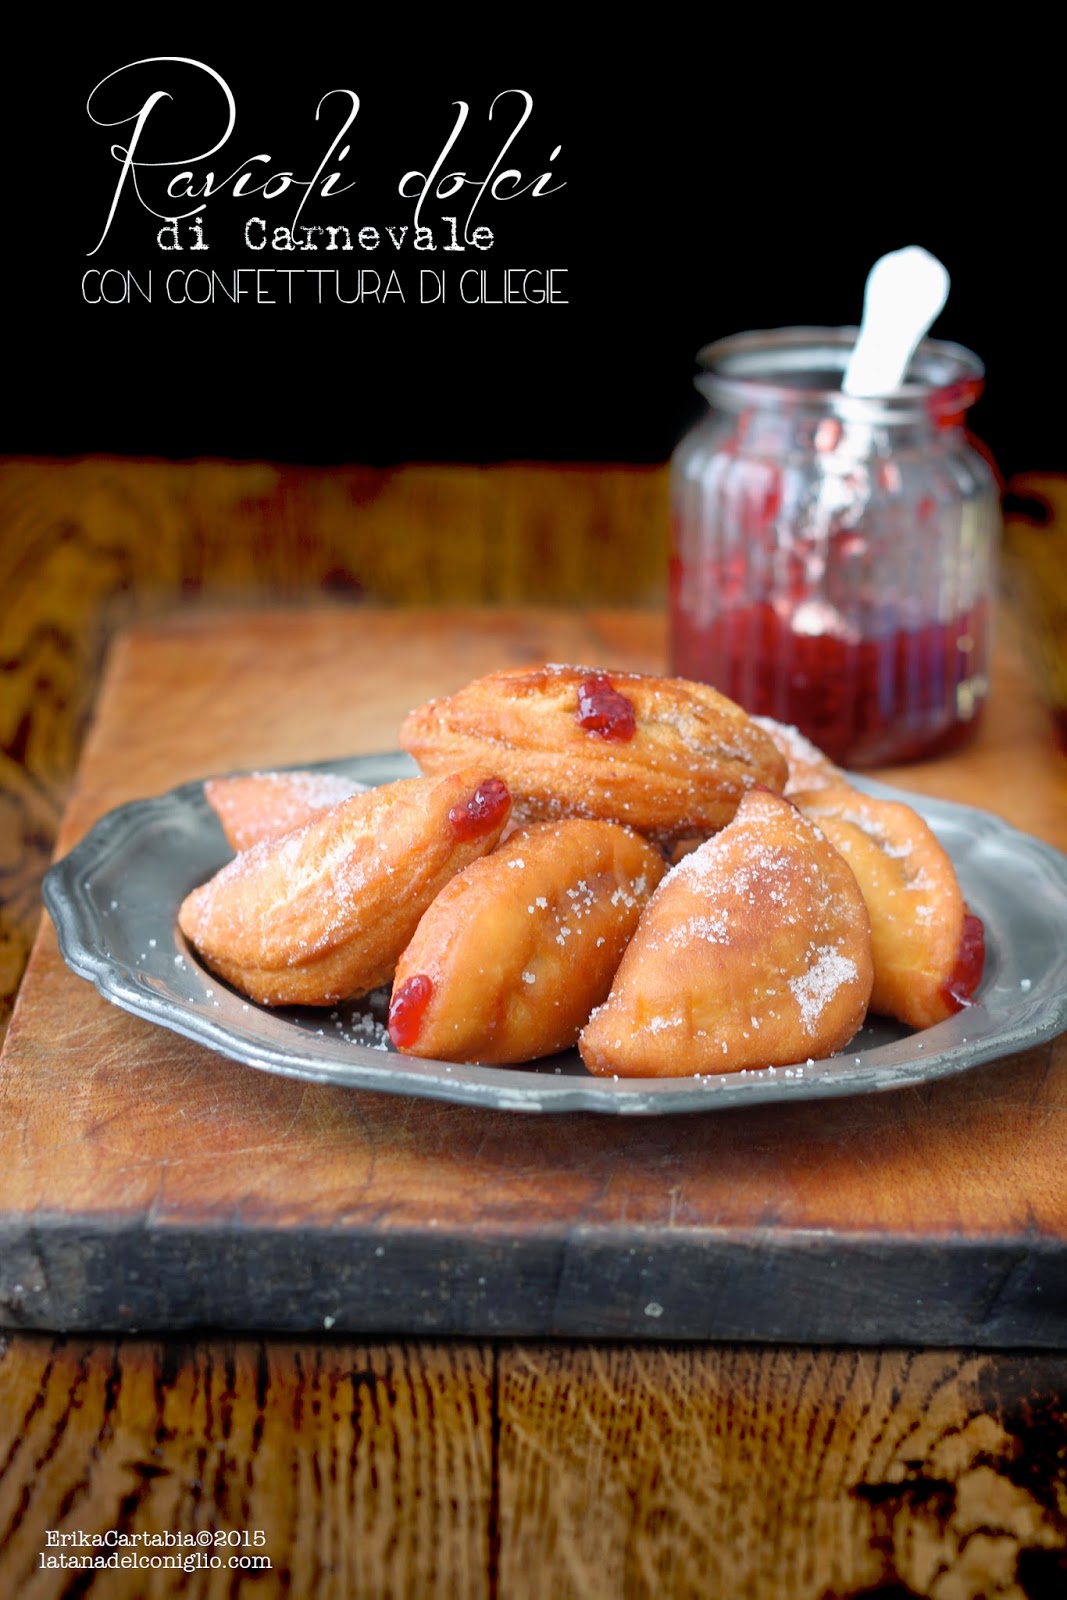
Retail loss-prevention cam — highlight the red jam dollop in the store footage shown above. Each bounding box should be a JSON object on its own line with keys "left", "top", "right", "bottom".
{"left": 448, "top": 777, "right": 510, "bottom": 841}
{"left": 388, "top": 973, "right": 434, "bottom": 1048}
{"left": 576, "top": 674, "right": 637, "bottom": 742}
{"left": 940, "top": 912, "right": 985, "bottom": 1012}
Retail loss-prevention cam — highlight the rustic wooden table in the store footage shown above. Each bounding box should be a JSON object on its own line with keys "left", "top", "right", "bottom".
{"left": 1, "top": 594, "right": 1065, "bottom": 1598}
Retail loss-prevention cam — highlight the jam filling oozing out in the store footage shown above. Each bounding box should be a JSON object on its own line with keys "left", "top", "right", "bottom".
{"left": 576, "top": 674, "right": 637, "bottom": 742}
{"left": 448, "top": 777, "right": 510, "bottom": 840}
{"left": 941, "top": 912, "right": 985, "bottom": 1012}
{"left": 388, "top": 973, "right": 434, "bottom": 1047}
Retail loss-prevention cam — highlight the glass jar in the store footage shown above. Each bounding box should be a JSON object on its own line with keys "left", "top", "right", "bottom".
{"left": 668, "top": 327, "right": 1001, "bottom": 767}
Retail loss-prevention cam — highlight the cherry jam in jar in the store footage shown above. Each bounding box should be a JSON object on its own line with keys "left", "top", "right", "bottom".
{"left": 669, "top": 329, "right": 1001, "bottom": 766}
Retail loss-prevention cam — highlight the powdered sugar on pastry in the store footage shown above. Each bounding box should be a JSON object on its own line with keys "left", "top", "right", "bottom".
{"left": 752, "top": 716, "right": 841, "bottom": 795}
{"left": 204, "top": 769, "right": 367, "bottom": 852}
{"left": 579, "top": 787, "right": 873, "bottom": 1077}
{"left": 788, "top": 946, "right": 861, "bottom": 1034}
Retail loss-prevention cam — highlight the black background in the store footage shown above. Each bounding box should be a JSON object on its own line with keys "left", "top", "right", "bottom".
{"left": 8, "top": 28, "right": 1064, "bottom": 477}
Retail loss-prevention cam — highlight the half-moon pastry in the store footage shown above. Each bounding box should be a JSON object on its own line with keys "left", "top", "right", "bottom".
{"left": 205, "top": 769, "right": 366, "bottom": 853}
{"left": 178, "top": 768, "right": 511, "bottom": 1006}
{"left": 792, "top": 784, "right": 984, "bottom": 1028}
{"left": 388, "top": 819, "right": 666, "bottom": 1063}
{"left": 579, "top": 786, "right": 873, "bottom": 1077}
{"left": 398, "top": 664, "right": 787, "bottom": 843}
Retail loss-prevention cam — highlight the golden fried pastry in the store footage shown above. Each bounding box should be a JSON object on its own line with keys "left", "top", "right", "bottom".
{"left": 579, "top": 787, "right": 873, "bottom": 1077}
{"left": 388, "top": 820, "right": 666, "bottom": 1063}
{"left": 752, "top": 716, "right": 843, "bottom": 795}
{"left": 398, "top": 664, "right": 787, "bottom": 843}
{"left": 792, "top": 785, "right": 984, "bottom": 1029}
{"left": 205, "top": 769, "right": 366, "bottom": 853}
{"left": 178, "top": 769, "right": 511, "bottom": 1006}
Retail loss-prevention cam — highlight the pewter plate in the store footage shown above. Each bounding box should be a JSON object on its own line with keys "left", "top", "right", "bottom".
{"left": 43, "top": 753, "right": 1067, "bottom": 1114}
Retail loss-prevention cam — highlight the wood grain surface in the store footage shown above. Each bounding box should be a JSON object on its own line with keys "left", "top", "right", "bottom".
{"left": 2, "top": 606, "right": 1066, "bottom": 1346}
{"left": 1, "top": 1335, "right": 1064, "bottom": 1598}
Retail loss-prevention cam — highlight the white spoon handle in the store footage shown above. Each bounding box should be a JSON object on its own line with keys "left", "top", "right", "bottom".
{"left": 842, "top": 246, "right": 950, "bottom": 397}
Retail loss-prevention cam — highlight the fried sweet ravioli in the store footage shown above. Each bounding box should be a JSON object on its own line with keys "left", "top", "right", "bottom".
{"left": 388, "top": 819, "right": 666, "bottom": 1063}
{"left": 178, "top": 768, "right": 511, "bottom": 1006}
{"left": 579, "top": 787, "right": 873, "bottom": 1077}
{"left": 398, "top": 663, "right": 787, "bottom": 843}
{"left": 792, "top": 785, "right": 984, "bottom": 1029}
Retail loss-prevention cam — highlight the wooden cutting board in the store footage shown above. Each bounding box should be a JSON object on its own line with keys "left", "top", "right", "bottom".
{"left": 2, "top": 607, "right": 1066, "bottom": 1344}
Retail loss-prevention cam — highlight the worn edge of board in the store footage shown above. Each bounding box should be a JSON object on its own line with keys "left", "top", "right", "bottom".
{"left": 1, "top": 1213, "right": 1066, "bottom": 1345}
